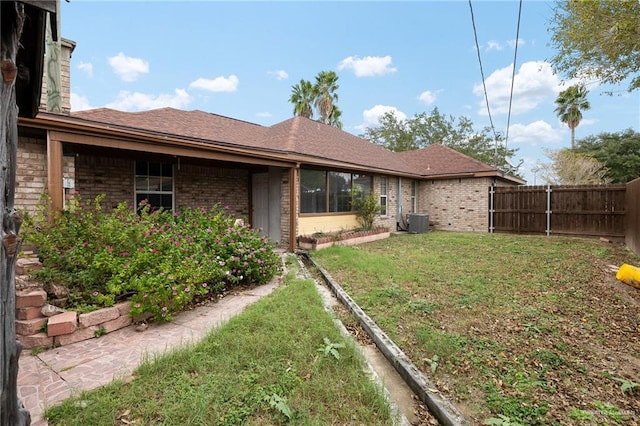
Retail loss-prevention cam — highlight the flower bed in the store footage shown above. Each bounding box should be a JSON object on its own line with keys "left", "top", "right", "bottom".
{"left": 297, "top": 227, "right": 390, "bottom": 250}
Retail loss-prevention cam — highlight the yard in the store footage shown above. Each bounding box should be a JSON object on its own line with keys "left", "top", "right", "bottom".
{"left": 312, "top": 231, "right": 640, "bottom": 425}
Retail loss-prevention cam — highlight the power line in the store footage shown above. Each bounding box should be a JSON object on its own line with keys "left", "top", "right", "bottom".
{"left": 504, "top": 0, "right": 523, "bottom": 156}
{"left": 468, "top": 0, "right": 499, "bottom": 164}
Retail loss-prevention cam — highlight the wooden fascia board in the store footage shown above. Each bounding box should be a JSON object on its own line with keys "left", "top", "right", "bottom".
{"left": 48, "top": 130, "right": 293, "bottom": 168}
{"left": 291, "top": 156, "right": 420, "bottom": 179}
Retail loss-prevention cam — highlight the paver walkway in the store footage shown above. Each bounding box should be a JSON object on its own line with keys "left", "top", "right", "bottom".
{"left": 17, "top": 280, "right": 280, "bottom": 425}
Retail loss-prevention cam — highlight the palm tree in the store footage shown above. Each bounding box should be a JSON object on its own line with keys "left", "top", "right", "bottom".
{"left": 327, "top": 105, "right": 343, "bottom": 129}
{"left": 289, "top": 79, "right": 315, "bottom": 119}
{"left": 554, "top": 84, "right": 591, "bottom": 149}
{"left": 313, "top": 71, "right": 339, "bottom": 125}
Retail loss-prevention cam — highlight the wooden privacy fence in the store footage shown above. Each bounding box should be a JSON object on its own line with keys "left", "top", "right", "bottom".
{"left": 626, "top": 178, "right": 640, "bottom": 254}
{"left": 489, "top": 184, "right": 626, "bottom": 239}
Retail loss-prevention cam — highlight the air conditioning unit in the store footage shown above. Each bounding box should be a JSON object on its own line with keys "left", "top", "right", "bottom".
{"left": 408, "top": 214, "right": 429, "bottom": 234}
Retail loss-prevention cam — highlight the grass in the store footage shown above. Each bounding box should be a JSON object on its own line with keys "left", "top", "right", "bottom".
{"left": 45, "top": 256, "right": 398, "bottom": 425}
{"left": 312, "top": 231, "right": 640, "bottom": 425}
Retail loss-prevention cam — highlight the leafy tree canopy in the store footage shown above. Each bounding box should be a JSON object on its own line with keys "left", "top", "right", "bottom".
{"left": 549, "top": 0, "right": 640, "bottom": 92}
{"left": 360, "top": 107, "right": 520, "bottom": 175}
{"left": 538, "top": 148, "right": 611, "bottom": 185}
{"left": 574, "top": 129, "right": 640, "bottom": 183}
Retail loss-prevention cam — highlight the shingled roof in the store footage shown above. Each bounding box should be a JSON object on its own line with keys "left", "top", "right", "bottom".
{"left": 68, "top": 107, "right": 522, "bottom": 183}
{"left": 398, "top": 144, "right": 496, "bottom": 176}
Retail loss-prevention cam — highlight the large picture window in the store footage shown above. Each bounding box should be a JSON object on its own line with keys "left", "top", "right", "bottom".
{"left": 300, "top": 169, "right": 372, "bottom": 214}
{"left": 135, "top": 161, "right": 173, "bottom": 211}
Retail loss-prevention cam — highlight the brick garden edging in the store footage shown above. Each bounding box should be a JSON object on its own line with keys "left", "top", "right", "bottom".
{"left": 14, "top": 255, "right": 133, "bottom": 350}
{"left": 297, "top": 228, "right": 390, "bottom": 250}
{"left": 16, "top": 289, "right": 132, "bottom": 349}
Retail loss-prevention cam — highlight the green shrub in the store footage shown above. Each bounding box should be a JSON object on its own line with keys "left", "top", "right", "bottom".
{"left": 22, "top": 193, "right": 281, "bottom": 321}
{"left": 351, "top": 191, "right": 380, "bottom": 230}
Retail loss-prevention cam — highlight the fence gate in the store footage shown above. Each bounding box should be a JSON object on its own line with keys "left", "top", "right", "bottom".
{"left": 489, "top": 184, "right": 626, "bottom": 239}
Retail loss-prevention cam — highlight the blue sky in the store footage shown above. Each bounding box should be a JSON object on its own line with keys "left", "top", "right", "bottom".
{"left": 61, "top": 0, "right": 639, "bottom": 184}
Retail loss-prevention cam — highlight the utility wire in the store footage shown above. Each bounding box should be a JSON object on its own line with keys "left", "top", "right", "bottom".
{"left": 504, "top": 0, "right": 523, "bottom": 158}
{"left": 468, "top": 0, "right": 499, "bottom": 165}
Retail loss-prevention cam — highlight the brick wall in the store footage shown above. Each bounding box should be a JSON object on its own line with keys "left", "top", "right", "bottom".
{"left": 279, "top": 169, "right": 290, "bottom": 246}
{"left": 76, "top": 154, "right": 134, "bottom": 210}
{"left": 420, "top": 177, "right": 495, "bottom": 232}
{"left": 16, "top": 136, "right": 48, "bottom": 214}
{"left": 175, "top": 163, "right": 249, "bottom": 219}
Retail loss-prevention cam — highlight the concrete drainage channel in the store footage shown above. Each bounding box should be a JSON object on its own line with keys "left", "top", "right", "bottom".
{"left": 297, "top": 253, "right": 466, "bottom": 426}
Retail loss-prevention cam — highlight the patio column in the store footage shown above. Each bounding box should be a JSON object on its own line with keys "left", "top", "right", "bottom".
{"left": 289, "top": 165, "right": 298, "bottom": 252}
{"left": 46, "top": 131, "right": 63, "bottom": 211}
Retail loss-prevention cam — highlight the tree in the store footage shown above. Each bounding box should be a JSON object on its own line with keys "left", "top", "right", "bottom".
{"left": 288, "top": 71, "right": 343, "bottom": 129}
{"left": 538, "top": 149, "right": 611, "bottom": 185}
{"left": 289, "top": 79, "right": 314, "bottom": 119}
{"left": 314, "top": 70, "right": 340, "bottom": 126}
{"left": 549, "top": 0, "right": 640, "bottom": 93}
{"left": 574, "top": 129, "right": 640, "bottom": 183}
{"left": 360, "top": 107, "right": 519, "bottom": 175}
{"left": 554, "top": 84, "right": 590, "bottom": 149}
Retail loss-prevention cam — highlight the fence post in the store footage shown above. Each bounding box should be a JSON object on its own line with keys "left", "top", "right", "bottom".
{"left": 546, "top": 185, "right": 552, "bottom": 236}
{"left": 489, "top": 184, "right": 495, "bottom": 233}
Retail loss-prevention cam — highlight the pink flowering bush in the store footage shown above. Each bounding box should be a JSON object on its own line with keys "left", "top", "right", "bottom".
{"left": 22, "top": 193, "right": 281, "bottom": 321}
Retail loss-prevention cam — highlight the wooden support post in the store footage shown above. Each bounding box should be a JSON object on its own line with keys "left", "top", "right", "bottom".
{"left": 47, "top": 134, "right": 63, "bottom": 211}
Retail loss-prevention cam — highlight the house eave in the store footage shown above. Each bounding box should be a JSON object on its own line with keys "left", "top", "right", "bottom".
{"left": 19, "top": 113, "right": 296, "bottom": 168}
{"left": 422, "top": 170, "right": 526, "bottom": 185}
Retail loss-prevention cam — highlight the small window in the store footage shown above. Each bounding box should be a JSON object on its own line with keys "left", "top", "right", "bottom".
{"left": 411, "top": 181, "right": 417, "bottom": 213}
{"left": 135, "top": 161, "right": 173, "bottom": 211}
{"left": 379, "top": 177, "right": 388, "bottom": 216}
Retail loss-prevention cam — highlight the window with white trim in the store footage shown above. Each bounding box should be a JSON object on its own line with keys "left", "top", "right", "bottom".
{"left": 379, "top": 177, "right": 388, "bottom": 216}
{"left": 135, "top": 161, "right": 173, "bottom": 211}
{"left": 411, "top": 180, "right": 417, "bottom": 213}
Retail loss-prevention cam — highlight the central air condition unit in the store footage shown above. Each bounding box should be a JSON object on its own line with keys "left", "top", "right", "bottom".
{"left": 408, "top": 214, "right": 429, "bottom": 234}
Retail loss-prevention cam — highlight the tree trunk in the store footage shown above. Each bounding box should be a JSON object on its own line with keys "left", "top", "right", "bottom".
{"left": 1, "top": 2, "right": 31, "bottom": 425}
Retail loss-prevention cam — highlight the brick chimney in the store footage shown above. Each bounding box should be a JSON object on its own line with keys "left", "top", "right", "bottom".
{"left": 39, "top": 38, "right": 76, "bottom": 115}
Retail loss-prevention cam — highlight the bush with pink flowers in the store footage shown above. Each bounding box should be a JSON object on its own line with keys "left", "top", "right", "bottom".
{"left": 22, "top": 194, "right": 281, "bottom": 321}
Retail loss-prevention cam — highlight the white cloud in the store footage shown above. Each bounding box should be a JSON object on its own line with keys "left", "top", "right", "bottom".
{"left": 256, "top": 112, "right": 272, "bottom": 118}
{"left": 418, "top": 90, "right": 437, "bottom": 105}
{"left": 107, "top": 52, "right": 149, "bottom": 82}
{"left": 105, "top": 89, "right": 191, "bottom": 111}
{"left": 356, "top": 104, "right": 407, "bottom": 132}
{"left": 473, "top": 61, "right": 567, "bottom": 116}
{"left": 77, "top": 62, "right": 93, "bottom": 77}
{"left": 337, "top": 55, "right": 397, "bottom": 77}
{"left": 268, "top": 70, "right": 288, "bottom": 80}
{"left": 189, "top": 75, "right": 239, "bottom": 92}
{"left": 507, "top": 38, "right": 525, "bottom": 49}
{"left": 486, "top": 41, "right": 503, "bottom": 51}
{"left": 70, "top": 92, "right": 93, "bottom": 111}
{"left": 507, "top": 120, "right": 564, "bottom": 146}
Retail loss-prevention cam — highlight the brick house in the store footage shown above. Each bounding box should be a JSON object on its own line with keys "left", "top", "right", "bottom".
{"left": 17, "top": 39, "right": 524, "bottom": 251}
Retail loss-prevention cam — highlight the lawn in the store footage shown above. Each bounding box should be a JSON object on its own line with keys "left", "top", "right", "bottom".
{"left": 311, "top": 231, "right": 640, "bottom": 425}
{"left": 45, "top": 256, "right": 399, "bottom": 425}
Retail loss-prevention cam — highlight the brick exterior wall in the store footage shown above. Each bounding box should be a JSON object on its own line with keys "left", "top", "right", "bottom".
{"left": 16, "top": 136, "right": 48, "bottom": 214}
{"left": 279, "top": 169, "right": 290, "bottom": 247}
{"left": 76, "top": 154, "right": 134, "bottom": 210}
{"left": 175, "top": 163, "right": 249, "bottom": 219}
{"left": 420, "top": 177, "right": 496, "bottom": 232}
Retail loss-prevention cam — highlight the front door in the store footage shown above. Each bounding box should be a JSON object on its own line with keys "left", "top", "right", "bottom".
{"left": 251, "top": 169, "right": 281, "bottom": 244}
